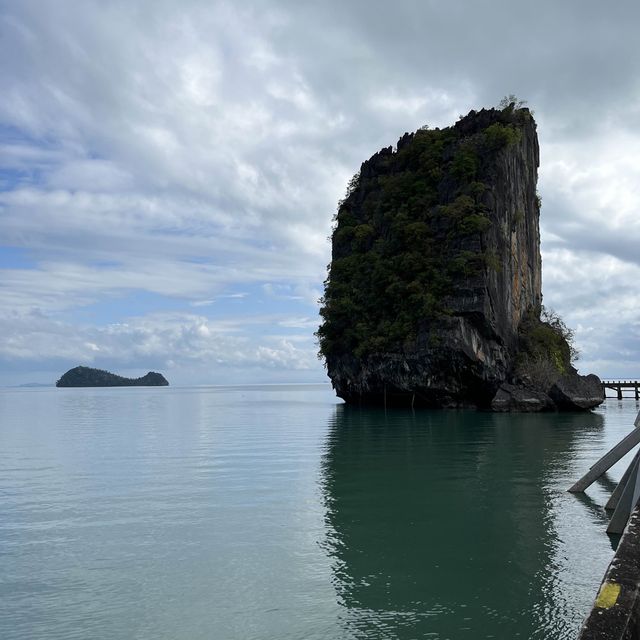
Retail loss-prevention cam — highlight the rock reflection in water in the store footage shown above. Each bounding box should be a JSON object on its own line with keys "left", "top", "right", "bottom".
{"left": 320, "top": 405, "right": 605, "bottom": 639}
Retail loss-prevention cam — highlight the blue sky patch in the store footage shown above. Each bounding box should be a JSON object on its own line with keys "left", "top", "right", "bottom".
{"left": 0, "top": 245, "right": 38, "bottom": 269}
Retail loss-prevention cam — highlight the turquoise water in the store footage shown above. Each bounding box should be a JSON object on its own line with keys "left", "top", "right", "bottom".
{"left": 0, "top": 384, "right": 637, "bottom": 639}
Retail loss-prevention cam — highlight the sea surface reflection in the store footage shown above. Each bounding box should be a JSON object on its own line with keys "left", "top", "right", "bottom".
{"left": 321, "top": 405, "right": 627, "bottom": 639}
{"left": 0, "top": 386, "right": 637, "bottom": 639}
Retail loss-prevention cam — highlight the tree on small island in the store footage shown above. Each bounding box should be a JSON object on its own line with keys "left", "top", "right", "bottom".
{"left": 56, "top": 366, "right": 169, "bottom": 387}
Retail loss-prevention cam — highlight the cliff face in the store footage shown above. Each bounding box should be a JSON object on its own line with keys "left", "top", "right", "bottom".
{"left": 453, "top": 110, "right": 542, "bottom": 346}
{"left": 56, "top": 366, "right": 169, "bottom": 387}
{"left": 318, "top": 106, "right": 601, "bottom": 409}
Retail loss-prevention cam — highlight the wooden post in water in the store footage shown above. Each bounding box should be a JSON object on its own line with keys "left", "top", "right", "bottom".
{"left": 568, "top": 422, "right": 640, "bottom": 493}
{"left": 605, "top": 450, "right": 640, "bottom": 511}
{"left": 570, "top": 410, "right": 640, "bottom": 535}
{"left": 607, "top": 454, "right": 640, "bottom": 534}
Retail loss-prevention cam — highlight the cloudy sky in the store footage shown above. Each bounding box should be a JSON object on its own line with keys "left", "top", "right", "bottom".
{"left": 1, "top": 0, "right": 639, "bottom": 386}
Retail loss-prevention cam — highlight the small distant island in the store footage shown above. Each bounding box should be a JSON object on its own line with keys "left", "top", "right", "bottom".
{"left": 56, "top": 366, "right": 169, "bottom": 387}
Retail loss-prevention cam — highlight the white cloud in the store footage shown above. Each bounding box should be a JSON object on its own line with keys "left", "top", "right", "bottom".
{"left": 0, "top": 309, "right": 323, "bottom": 385}
{"left": 541, "top": 248, "right": 640, "bottom": 377}
{"left": 277, "top": 317, "right": 318, "bottom": 329}
{"left": 2, "top": 0, "right": 640, "bottom": 382}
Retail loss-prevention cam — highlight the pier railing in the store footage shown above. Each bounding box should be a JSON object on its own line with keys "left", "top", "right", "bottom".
{"left": 572, "top": 409, "right": 640, "bottom": 638}
{"left": 577, "top": 505, "right": 640, "bottom": 639}
{"left": 569, "top": 410, "right": 640, "bottom": 533}
{"left": 602, "top": 380, "right": 640, "bottom": 400}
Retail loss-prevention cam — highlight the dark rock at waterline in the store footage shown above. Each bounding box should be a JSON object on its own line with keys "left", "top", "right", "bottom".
{"left": 56, "top": 366, "right": 169, "bottom": 387}
{"left": 548, "top": 373, "right": 604, "bottom": 410}
{"left": 491, "top": 383, "right": 555, "bottom": 412}
{"left": 490, "top": 374, "right": 605, "bottom": 412}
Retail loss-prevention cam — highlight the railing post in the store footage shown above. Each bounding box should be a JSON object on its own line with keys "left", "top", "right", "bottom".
{"left": 569, "top": 421, "right": 640, "bottom": 493}
{"left": 607, "top": 455, "right": 640, "bottom": 534}
{"left": 606, "top": 449, "right": 640, "bottom": 511}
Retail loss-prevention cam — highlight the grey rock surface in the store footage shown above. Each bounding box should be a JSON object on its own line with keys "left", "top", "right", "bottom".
{"left": 549, "top": 374, "right": 604, "bottom": 410}
{"left": 491, "top": 383, "right": 555, "bottom": 412}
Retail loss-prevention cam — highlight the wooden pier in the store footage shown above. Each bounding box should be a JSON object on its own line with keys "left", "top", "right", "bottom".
{"left": 572, "top": 409, "right": 640, "bottom": 639}
{"left": 602, "top": 380, "right": 640, "bottom": 400}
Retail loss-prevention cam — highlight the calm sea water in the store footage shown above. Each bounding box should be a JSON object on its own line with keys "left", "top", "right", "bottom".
{"left": 0, "top": 384, "right": 637, "bottom": 640}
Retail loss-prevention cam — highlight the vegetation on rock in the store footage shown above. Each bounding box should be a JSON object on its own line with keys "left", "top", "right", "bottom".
{"left": 317, "top": 106, "right": 530, "bottom": 363}
{"left": 516, "top": 306, "right": 579, "bottom": 389}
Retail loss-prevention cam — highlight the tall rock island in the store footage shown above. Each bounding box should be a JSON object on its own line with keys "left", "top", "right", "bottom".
{"left": 318, "top": 105, "right": 603, "bottom": 410}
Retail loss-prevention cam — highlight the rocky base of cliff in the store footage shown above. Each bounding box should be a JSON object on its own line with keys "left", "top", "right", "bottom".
{"left": 328, "top": 315, "right": 513, "bottom": 409}
{"left": 334, "top": 371, "right": 604, "bottom": 412}
{"left": 491, "top": 373, "right": 604, "bottom": 412}
{"left": 331, "top": 346, "right": 605, "bottom": 412}
{"left": 490, "top": 383, "right": 555, "bottom": 412}
{"left": 328, "top": 312, "right": 605, "bottom": 412}
{"left": 549, "top": 373, "right": 605, "bottom": 410}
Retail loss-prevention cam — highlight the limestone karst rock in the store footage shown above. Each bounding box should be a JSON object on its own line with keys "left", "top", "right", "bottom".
{"left": 318, "top": 106, "right": 602, "bottom": 410}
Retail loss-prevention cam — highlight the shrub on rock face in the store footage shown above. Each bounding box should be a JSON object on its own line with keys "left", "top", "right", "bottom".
{"left": 516, "top": 306, "right": 578, "bottom": 390}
